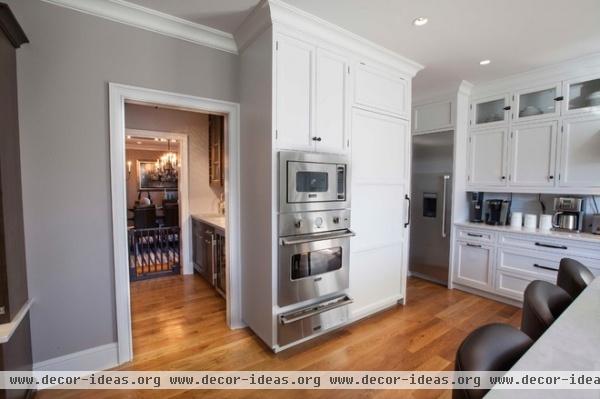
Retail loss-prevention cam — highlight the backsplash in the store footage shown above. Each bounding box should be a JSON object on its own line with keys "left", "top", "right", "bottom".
{"left": 469, "top": 192, "right": 600, "bottom": 232}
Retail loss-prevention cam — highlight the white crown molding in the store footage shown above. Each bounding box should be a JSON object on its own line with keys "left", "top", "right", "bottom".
{"left": 40, "top": 0, "right": 238, "bottom": 54}
{"left": 471, "top": 52, "right": 600, "bottom": 99}
{"left": 236, "top": 0, "right": 423, "bottom": 76}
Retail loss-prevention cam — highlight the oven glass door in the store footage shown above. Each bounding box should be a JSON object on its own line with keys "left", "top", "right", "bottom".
{"left": 291, "top": 247, "right": 343, "bottom": 280}
{"left": 287, "top": 161, "right": 340, "bottom": 204}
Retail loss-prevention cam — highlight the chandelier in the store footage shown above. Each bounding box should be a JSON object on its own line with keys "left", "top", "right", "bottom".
{"left": 150, "top": 141, "right": 178, "bottom": 183}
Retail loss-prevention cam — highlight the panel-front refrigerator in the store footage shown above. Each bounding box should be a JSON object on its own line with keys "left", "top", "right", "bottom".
{"left": 409, "top": 130, "right": 453, "bottom": 285}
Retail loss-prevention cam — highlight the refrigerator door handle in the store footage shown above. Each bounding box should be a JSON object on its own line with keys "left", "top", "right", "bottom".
{"left": 441, "top": 175, "right": 450, "bottom": 238}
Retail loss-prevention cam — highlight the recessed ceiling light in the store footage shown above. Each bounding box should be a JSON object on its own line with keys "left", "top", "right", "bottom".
{"left": 480, "top": 59, "right": 491, "bottom": 66}
{"left": 413, "top": 17, "right": 428, "bottom": 26}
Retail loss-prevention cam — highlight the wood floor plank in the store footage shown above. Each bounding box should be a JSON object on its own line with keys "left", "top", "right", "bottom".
{"left": 36, "top": 275, "right": 521, "bottom": 399}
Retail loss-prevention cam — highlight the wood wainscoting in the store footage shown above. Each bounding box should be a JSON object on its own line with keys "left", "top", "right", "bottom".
{"left": 37, "top": 277, "right": 521, "bottom": 399}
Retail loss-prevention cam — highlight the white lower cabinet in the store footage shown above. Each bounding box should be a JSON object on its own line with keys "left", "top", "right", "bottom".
{"left": 453, "top": 225, "right": 600, "bottom": 303}
{"left": 453, "top": 241, "right": 495, "bottom": 292}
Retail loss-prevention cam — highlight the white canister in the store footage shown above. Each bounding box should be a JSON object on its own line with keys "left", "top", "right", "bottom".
{"left": 539, "top": 214, "right": 553, "bottom": 231}
{"left": 510, "top": 212, "right": 523, "bottom": 228}
{"left": 524, "top": 214, "right": 538, "bottom": 230}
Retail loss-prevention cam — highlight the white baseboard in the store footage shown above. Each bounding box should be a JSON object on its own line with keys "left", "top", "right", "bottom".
{"left": 33, "top": 343, "right": 119, "bottom": 372}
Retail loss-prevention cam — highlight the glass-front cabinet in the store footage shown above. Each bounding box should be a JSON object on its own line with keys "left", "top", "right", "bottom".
{"left": 563, "top": 74, "right": 600, "bottom": 116}
{"left": 513, "top": 83, "right": 562, "bottom": 122}
{"left": 471, "top": 94, "right": 510, "bottom": 127}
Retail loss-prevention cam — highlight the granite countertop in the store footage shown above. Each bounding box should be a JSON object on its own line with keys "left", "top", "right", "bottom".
{"left": 192, "top": 214, "right": 226, "bottom": 231}
{"left": 455, "top": 221, "right": 600, "bottom": 244}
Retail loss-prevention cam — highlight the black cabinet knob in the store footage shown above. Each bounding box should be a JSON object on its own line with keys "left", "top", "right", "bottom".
{"left": 554, "top": 96, "right": 564, "bottom": 101}
{"left": 549, "top": 175, "right": 554, "bottom": 180}
{"left": 312, "top": 137, "right": 322, "bottom": 142}
{"left": 503, "top": 106, "right": 511, "bottom": 111}
{"left": 501, "top": 176, "right": 506, "bottom": 180}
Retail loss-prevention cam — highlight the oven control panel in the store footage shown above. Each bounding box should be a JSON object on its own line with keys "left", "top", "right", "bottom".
{"left": 279, "top": 209, "right": 351, "bottom": 237}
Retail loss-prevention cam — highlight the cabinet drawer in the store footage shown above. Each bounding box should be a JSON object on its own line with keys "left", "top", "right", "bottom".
{"left": 453, "top": 241, "right": 495, "bottom": 292}
{"left": 497, "top": 247, "right": 561, "bottom": 279}
{"left": 495, "top": 269, "right": 554, "bottom": 301}
{"left": 499, "top": 232, "right": 599, "bottom": 259}
{"left": 456, "top": 228, "right": 497, "bottom": 243}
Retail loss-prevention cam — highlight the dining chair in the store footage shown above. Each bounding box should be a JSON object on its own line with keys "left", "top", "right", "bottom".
{"left": 521, "top": 280, "right": 572, "bottom": 341}
{"left": 453, "top": 323, "right": 533, "bottom": 399}
{"left": 557, "top": 258, "right": 594, "bottom": 299}
{"left": 133, "top": 205, "right": 157, "bottom": 229}
{"left": 163, "top": 202, "right": 179, "bottom": 227}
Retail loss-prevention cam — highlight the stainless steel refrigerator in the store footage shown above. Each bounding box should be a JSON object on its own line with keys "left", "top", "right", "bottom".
{"left": 409, "top": 130, "right": 453, "bottom": 285}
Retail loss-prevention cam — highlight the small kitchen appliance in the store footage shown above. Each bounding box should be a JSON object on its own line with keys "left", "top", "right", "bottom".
{"left": 469, "top": 192, "right": 485, "bottom": 223}
{"left": 485, "top": 199, "right": 510, "bottom": 226}
{"left": 552, "top": 197, "right": 585, "bottom": 232}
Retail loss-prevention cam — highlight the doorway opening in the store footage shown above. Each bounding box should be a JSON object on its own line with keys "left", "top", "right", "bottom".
{"left": 109, "top": 84, "right": 242, "bottom": 365}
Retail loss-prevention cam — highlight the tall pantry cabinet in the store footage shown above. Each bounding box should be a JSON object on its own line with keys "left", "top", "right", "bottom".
{"left": 238, "top": 0, "right": 422, "bottom": 351}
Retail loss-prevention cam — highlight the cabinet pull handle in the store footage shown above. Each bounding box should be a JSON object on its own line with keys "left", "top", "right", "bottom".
{"left": 503, "top": 106, "right": 511, "bottom": 111}
{"left": 535, "top": 242, "right": 567, "bottom": 250}
{"left": 534, "top": 263, "right": 559, "bottom": 272}
{"left": 467, "top": 233, "right": 483, "bottom": 237}
{"left": 312, "top": 137, "right": 322, "bottom": 142}
{"left": 548, "top": 175, "right": 554, "bottom": 180}
{"left": 466, "top": 243, "right": 482, "bottom": 248}
{"left": 501, "top": 176, "right": 506, "bottom": 180}
{"left": 553, "top": 96, "right": 564, "bottom": 102}
{"left": 404, "top": 195, "right": 411, "bottom": 228}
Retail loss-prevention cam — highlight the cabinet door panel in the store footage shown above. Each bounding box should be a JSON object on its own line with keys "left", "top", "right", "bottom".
{"left": 559, "top": 116, "right": 600, "bottom": 188}
{"left": 513, "top": 83, "right": 561, "bottom": 123}
{"left": 509, "top": 121, "right": 557, "bottom": 187}
{"left": 453, "top": 241, "right": 494, "bottom": 291}
{"left": 275, "top": 35, "right": 314, "bottom": 151}
{"left": 354, "top": 63, "right": 408, "bottom": 118}
{"left": 562, "top": 74, "right": 600, "bottom": 117}
{"left": 413, "top": 100, "right": 453, "bottom": 133}
{"left": 471, "top": 94, "right": 510, "bottom": 128}
{"left": 468, "top": 128, "right": 508, "bottom": 187}
{"left": 314, "top": 48, "right": 348, "bottom": 154}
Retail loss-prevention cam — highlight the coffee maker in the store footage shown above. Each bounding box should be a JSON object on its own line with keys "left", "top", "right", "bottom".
{"left": 485, "top": 199, "right": 510, "bottom": 226}
{"left": 552, "top": 197, "right": 585, "bottom": 232}
{"left": 469, "top": 192, "right": 485, "bottom": 223}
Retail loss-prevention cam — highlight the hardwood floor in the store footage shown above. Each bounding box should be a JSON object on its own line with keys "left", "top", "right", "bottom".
{"left": 38, "top": 275, "right": 521, "bottom": 399}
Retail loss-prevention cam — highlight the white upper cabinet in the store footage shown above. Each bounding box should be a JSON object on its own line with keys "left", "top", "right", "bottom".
{"left": 562, "top": 74, "right": 600, "bottom": 117}
{"left": 471, "top": 94, "right": 510, "bottom": 128}
{"left": 275, "top": 34, "right": 314, "bottom": 151}
{"left": 509, "top": 120, "right": 557, "bottom": 187}
{"left": 314, "top": 48, "right": 349, "bottom": 154}
{"left": 413, "top": 100, "right": 453, "bottom": 134}
{"left": 513, "top": 83, "right": 562, "bottom": 123}
{"left": 559, "top": 115, "right": 600, "bottom": 188}
{"left": 354, "top": 62, "right": 408, "bottom": 118}
{"left": 468, "top": 127, "right": 508, "bottom": 187}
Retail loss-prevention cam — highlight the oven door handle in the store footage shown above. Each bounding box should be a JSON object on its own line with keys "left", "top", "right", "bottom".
{"left": 279, "top": 296, "right": 354, "bottom": 325}
{"left": 280, "top": 229, "right": 356, "bottom": 246}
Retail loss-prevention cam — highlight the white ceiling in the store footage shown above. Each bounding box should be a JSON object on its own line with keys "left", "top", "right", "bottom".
{"left": 128, "top": 0, "right": 600, "bottom": 99}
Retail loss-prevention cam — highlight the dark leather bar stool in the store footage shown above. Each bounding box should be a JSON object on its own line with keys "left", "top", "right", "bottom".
{"left": 557, "top": 258, "right": 594, "bottom": 299}
{"left": 454, "top": 323, "right": 533, "bottom": 399}
{"left": 521, "top": 280, "right": 571, "bottom": 341}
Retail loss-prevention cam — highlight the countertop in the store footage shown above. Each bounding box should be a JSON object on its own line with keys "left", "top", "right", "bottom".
{"left": 486, "top": 277, "right": 600, "bottom": 398}
{"left": 455, "top": 221, "right": 600, "bottom": 244}
{"left": 191, "top": 214, "right": 226, "bottom": 231}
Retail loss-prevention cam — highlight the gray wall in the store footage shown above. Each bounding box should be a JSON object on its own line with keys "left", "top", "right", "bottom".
{"left": 7, "top": 0, "right": 239, "bottom": 363}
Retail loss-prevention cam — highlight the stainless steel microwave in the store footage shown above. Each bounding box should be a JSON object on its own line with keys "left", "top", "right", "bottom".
{"left": 279, "top": 151, "right": 350, "bottom": 213}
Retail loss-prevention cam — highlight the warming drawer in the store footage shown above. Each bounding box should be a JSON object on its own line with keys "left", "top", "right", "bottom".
{"left": 278, "top": 295, "right": 352, "bottom": 347}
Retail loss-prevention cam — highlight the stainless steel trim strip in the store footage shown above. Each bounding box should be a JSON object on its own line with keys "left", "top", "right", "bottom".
{"left": 280, "top": 229, "right": 356, "bottom": 246}
{"left": 279, "top": 295, "right": 353, "bottom": 325}
{"left": 441, "top": 175, "right": 450, "bottom": 238}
